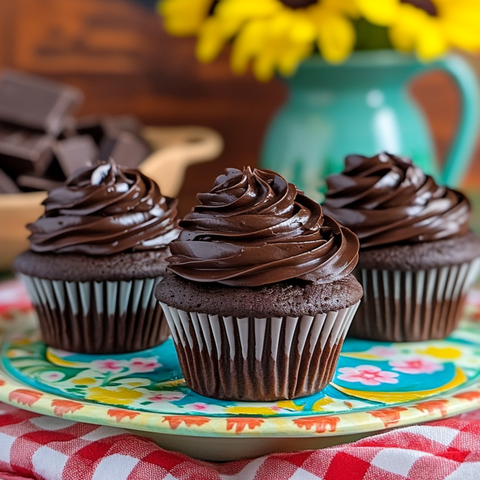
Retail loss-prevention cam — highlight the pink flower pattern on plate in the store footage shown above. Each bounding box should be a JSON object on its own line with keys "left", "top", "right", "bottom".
{"left": 127, "top": 358, "right": 162, "bottom": 373}
{"left": 148, "top": 392, "right": 185, "bottom": 402}
{"left": 91, "top": 359, "right": 124, "bottom": 373}
{"left": 149, "top": 392, "right": 185, "bottom": 402}
{"left": 389, "top": 359, "right": 444, "bottom": 374}
{"left": 39, "top": 371, "right": 64, "bottom": 382}
{"left": 368, "top": 346, "right": 398, "bottom": 358}
{"left": 337, "top": 365, "right": 399, "bottom": 386}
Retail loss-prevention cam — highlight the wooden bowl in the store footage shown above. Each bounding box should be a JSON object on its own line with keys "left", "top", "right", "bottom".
{"left": 0, "top": 126, "right": 223, "bottom": 271}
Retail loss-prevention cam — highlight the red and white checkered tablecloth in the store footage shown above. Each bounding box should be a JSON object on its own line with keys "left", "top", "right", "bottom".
{"left": 1, "top": 402, "right": 480, "bottom": 480}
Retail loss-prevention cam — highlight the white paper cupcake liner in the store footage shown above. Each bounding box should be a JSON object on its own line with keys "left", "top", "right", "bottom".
{"left": 21, "top": 274, "right": 168, "bottom": 353}
{"left": 350, "top": 258, "right": 480, "bottom": 342}
{"left": 159, "top": 301, "right": 360, "bottom": 401}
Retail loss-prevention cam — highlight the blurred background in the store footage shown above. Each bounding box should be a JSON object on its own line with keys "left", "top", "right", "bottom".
{"left": 0, "top": 0, "right": 479, "bottom": 216}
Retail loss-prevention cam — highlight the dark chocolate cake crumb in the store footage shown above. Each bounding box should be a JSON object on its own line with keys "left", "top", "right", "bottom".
{"left": 156, "top": 272, "right": 363, "bottom": 317}
{"left": 358, "top": 232, "right": 480, "bottom": 271}
{"left": 14, "top": 249, "right": 170, "bottom": 282}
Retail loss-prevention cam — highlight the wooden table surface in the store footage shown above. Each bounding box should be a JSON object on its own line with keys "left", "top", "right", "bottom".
{"left": 0, "top": 0, "right": 479, "bottom": 217}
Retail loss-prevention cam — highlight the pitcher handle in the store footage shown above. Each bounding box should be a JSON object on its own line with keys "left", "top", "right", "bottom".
{"left": 434, "top": 54, "right": 480, "bottom": 187}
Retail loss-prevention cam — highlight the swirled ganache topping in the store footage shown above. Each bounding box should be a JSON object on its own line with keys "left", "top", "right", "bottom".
{"left": 27, "top": 159, "right": 179, "bottom": 255}
{"left": 167, "top": 167, "right": 359, "bottom": 287}
{"left": 323, "top": 153, "right": 470, "bottom": 249}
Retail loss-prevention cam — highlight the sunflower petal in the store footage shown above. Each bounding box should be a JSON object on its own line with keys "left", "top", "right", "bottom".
{"left": 253, "top": 50, "right": 277, "bottom": 82}
{"left": 316, "top": 12, "right": 356, "bottom": 63}
{"left": 388, "top": 7, "right": 423, "bottom": 52}
{"left": 290, "top": 12, "right": 317, "bottom": 43}
{"left": 196, "top": 17, "right": 231, "bottom": 62}
{"left": 230, "top": 19, "right": 267, "bottom": 74}
{"left": 277, "top": 42, "right": 314, "bottom": 77}
{"left": 216, "top": 0, "right": 282, "bottom": 21}
{"left": 416, "top": 22, "right": 449, "bottom": 60}
{"left": 160, "top": 0, "right": 213, "bottom": 36}
{"left": 354, "top": 0, "right": 399, "bottom": 26}
{"left": 441, "top": 14, "right": 480, "bottom": 51}
{"left": 326, "top": 0, "right": 360, "bottom": 17}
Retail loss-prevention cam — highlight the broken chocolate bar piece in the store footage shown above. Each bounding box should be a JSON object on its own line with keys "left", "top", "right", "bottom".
{"left": 57, "top": 116, "right": 78, "bottom": 140}
{"left": 0, "top": 167, "right": 20, "bottom": 193}
{"left": 0, "top": 69, "right": 152, "bottom": 195}
{"left": 53, "top": 135, "right": 99, "bottom": 178}
{"left": 0, "top": 126, "right": 53, "bottom": 178}
{"left": 106, "top": 115, "right": 142, "bottom": 135}
{"left": 16, "top": 173, "right": 64, "bottom": 192}
{"left": 99, "top": 131, "right": 151, "bottom": 168}
{"left": 75, "top": 116, "right": 105, "bottom": 145}
{"left": 0, "top": 70, "right": 83, "bottom": 135}
{"left": 76, "top": 115, "right": 142, "bottom": 146}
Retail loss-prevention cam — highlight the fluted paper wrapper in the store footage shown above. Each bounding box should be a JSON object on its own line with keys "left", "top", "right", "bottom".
{"left": 21, "top": 275, "right": 169, "bottom": 354}
{"left": 159, "top": 301, "right": 360, "bottom": 401}
{"left": 351, "top": 259, "right": 480, "bottom": 342}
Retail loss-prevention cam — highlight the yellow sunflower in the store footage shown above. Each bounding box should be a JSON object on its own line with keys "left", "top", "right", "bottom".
{"left": 161, "top": 0, "right": 359, "bottom": 81}
{"left": 356, "top": 0, "right": 480, "bottom": 60}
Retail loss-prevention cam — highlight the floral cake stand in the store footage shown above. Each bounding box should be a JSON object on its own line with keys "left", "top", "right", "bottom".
{"left": 2, "top": 300, "right": 480, "bottom": 461}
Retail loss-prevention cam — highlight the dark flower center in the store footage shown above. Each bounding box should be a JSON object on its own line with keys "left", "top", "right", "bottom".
{"left": 401, "top": 0, "right": 438, "bottom": 16}
{"left": 279, "top": 0, "right": 318, "bottom": 8}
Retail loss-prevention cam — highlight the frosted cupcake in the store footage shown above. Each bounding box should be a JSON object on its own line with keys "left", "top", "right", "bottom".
{"left": 323, "top": 152, "right": 480, "bottom": 342}
{"left": 155, "top": 166, "right": 362, "bottom": 401}
{"left": 14, "top": 158, "right": 179, "bottom": 354}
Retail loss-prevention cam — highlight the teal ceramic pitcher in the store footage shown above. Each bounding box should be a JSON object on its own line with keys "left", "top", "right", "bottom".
{"left": 260, "top": 50, "right": 479, "bottom": 201}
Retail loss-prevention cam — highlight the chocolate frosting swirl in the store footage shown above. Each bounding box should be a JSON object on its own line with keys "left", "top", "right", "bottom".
{"left": 168, "top": 167, "right": 359, "bottom": 287}
{"left": 323, "top": 153, "right": 470, "bottom": 249}
{"left": 28, "top": 159, "right": 178, "bottom": 255}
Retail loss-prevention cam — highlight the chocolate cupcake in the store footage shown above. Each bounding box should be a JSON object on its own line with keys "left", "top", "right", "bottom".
{"left": 155, "top": 167, "right": 362, "bottom": 401}
{"left": 14, "top": 159, "right": 179, "bottom": 354}
{"left": 323, "top": 152, "right": 480, "bottom": 342}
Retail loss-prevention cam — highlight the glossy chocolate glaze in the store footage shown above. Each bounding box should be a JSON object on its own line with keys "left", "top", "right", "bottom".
{"left": 323, "top": 153, "right": 470, "bottom": 249}
{"left": 27, "top": 159, "right": 178, "bottom": 255}
{"left": 168, "top": 167, "right": 359, "bottom": 287}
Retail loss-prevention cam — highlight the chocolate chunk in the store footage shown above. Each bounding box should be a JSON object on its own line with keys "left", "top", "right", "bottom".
{"left": 0, "top": 125, "right": 53, "bottom": 178}
{"left": 0, "top": 70, "right": 83, "bottom": 135}
{"left": 16, "top": 173, "right": 64, "bottom": 192}
{"left": 53, "top": 135, "right": 99, "bottom": 178}
{"left": 107, "top": 115, "right": 142, "bottom": 135}
{"left": 0, "top": 167, "right": 20, "bottom": 193}
{"left": 99, "top": 131, "right": 151, "bottom": 168}
{"left": 75, "top": 116, "right": 105, "bottom": 145}
{"left": 76, "top": 115, "right": 142, "bottom": 146}
{"left": 57, "top": 117, "right": 78, "bottom": 140}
